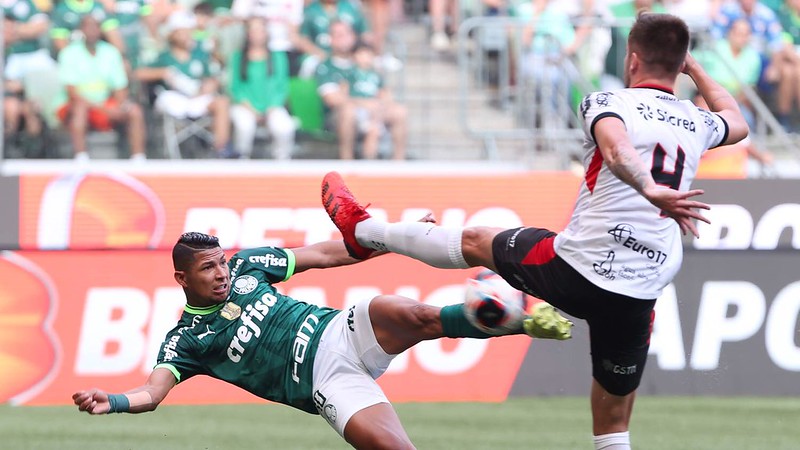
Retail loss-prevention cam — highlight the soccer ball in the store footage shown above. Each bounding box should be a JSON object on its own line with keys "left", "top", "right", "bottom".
{"left": 463, "top": 271, "right": 528, "bottom": 335}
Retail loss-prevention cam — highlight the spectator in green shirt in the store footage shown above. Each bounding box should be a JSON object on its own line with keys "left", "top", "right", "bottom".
{"left": 54, "top": 15, "right": 147, "bottom": 160}
{"left": 136, "top": 11, "right": 234, "bottom": 158}
{"left": 228, "top": 18, "right": 296, "bottom": 159}
{"left": 50, "top": 0, "right": 127, "bottom": 56}
{"left": 297, "top": 0, "right": 370, "bottom": 77}
{"left": 348, "top": 41, "right": 406, "bottom": 160}
{"left": 110, "top": 0, "right": 159, "bottom": 68}
{"left": 695, "top": 18, "right": 773, "bottom": 167}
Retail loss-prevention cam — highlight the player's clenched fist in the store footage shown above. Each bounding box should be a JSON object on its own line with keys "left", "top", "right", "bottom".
{"left": 72, "top": 389, "right": 110, "bottom": 415}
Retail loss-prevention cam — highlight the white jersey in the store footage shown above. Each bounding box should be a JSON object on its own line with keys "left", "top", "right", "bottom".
{"left": 554, "top": 86, "right": 729, "bottom": 299}
{"left": 230, "top": 0, "right": 304, "bottom": 51}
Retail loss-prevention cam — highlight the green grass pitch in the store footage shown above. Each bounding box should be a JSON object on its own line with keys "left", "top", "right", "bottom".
{"left": 1, "top": 397, "right": 797, "bottom": 449}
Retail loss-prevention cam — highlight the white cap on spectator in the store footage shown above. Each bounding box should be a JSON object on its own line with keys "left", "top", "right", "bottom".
{"left": 166, "top": 10, "right": 197, "bottom": 34}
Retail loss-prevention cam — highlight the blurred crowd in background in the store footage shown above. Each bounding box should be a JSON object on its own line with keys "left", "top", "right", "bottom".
{"left": 1, "top": 0, "right": 796, "bottom": 165}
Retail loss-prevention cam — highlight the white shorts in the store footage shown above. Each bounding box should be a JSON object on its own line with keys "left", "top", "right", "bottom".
{"left": 4, "top": 49, "right": 56, "bottom": 81}
{"left": 311, "top": 297, "right": 395, "bottom": 436}
{"left": 155, "top": 91, "right": 214, "bottom": 120}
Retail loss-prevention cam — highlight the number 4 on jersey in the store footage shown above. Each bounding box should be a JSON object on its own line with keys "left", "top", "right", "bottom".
{"left": 651, "top": 143, "right": 685, "bottom": 190}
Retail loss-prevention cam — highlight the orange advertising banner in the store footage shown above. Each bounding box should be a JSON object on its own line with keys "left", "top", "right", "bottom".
{"left": 6, "top": 173, "right": 583, "bottom": 406}
{"left": 19, "top": 172, "right": 581, "bottom": 250}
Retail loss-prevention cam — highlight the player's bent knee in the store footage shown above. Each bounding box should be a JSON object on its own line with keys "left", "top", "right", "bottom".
{"left": 461, "top": 227, "right": 501, "bottom": 267}
{"left": 593, "top": 369, "right": 641, "bottom": 397}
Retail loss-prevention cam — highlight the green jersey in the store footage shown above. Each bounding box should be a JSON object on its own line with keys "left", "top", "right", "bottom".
{"left": 150, "top": 47, "right": 212, "bottom": 80}
{"left": 155, "top": 247, "right": 339, "bottom": 414}
{"left": 228, "top": 50, "right": 290, "bottom": 113}
{"left": 114, "top": 0, "right": 152, "bottom": 28}
{"left": 347, "top": 67, "right": 382, "bottom": 98}
{"left": 3, "top": 0, "right": 48, "bottom": 55}
{"left": 113, "top": 0, "right": 152, "bottom": 67}
{"left": 301, "top": 0, "right": 368, "bottom": 53}
{"left": 50, "top": 0, "right": 119, "bottom": 41}
{"left": 314, "top": 57, "right": 353, "bottom": 93}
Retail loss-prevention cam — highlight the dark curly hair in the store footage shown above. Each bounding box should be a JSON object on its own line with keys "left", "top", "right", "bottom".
{"left": 172, "top": 232, "right": 220, "bottom": 270}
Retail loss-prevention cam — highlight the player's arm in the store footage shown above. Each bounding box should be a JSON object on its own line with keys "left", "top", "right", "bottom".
{"left": 292, "top": 240, "right": 365, "bottom": 274}
{"left": 594, "top": 117, "right": 710, "bottom": 237}
{"left": 72, "top": 367, "right": 176, "bottom": 415}
{"left": 682, "top": 52, "right": 748, "bottom": 145}
{"left": 293, "top": 213, "right": 436, "bottom": 273}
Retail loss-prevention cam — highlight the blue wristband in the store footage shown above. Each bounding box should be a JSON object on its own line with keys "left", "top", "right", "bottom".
{"left": 107, "top": 394, "right": 130, "bottom": 413}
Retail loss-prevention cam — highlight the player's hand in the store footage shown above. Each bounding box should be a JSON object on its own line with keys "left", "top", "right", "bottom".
{"left": 72, "top": 389, "right": 111, "bottom": 415}
{"left": 681, "top": 52, "right": 699, "bottom": 76}
{"left": 644, "top": 187, "right": 710, "bottom": 238}
{"left": 418, "top": 212, "right": 436, "bottom": 223}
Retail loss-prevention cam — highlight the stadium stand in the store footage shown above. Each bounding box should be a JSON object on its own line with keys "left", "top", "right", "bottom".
{"left": 1, "top": 0, "right": 799, "bottom": 175}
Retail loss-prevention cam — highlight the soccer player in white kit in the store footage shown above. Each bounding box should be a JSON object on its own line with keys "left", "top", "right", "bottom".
{"left": 322, "top": 13, "right": 749, "bottom": 450}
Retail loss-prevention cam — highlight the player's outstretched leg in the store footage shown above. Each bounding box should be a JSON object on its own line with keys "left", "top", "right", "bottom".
{"left": 321, "top": 171, "right": 376, "bottom": 259}
{"left": 525, "top": 303, "right": 573, "bottom": 340}
{"left": 322, "top": 171, "right": 471, "bottom": 269}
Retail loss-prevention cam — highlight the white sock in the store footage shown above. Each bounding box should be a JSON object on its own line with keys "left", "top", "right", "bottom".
{"left": 355, "top": 218, "right": 469, "bottom": 269}
{"left": 593, "top": 431, "right": 630, "bottom": 450}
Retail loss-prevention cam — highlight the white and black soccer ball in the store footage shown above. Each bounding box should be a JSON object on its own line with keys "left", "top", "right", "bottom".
{"left": 463, "top": 270, "right": 528, "bottom": 335}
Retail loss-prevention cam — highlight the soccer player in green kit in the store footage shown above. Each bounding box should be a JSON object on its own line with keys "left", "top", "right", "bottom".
{"left": 73, "top": 230, "right": 570, "bottom": 448}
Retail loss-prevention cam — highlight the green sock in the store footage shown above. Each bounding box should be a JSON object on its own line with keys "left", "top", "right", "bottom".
{"left": 440, "top": 304, "right": 494, "bottom": 339}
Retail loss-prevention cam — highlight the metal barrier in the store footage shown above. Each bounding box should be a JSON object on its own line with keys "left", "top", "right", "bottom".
{"left": 455, "top": 15, "right": 800, "bottom": 169}
{"left": 456, "top": 16, "right": 595, "bottom": 163}
{"left": 692, "top": 32, "right": 799, "bottom": 162}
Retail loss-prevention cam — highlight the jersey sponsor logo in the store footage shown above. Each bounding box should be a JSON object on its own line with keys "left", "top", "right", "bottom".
{"left": 220, "top": 302, "right": 242, "bottom": 320}
{"left": 313, "top": 389, "right": 326, "bottom": 412}
{"left": 608, "top": 224, "right": 668, "bottom": 265}
{"left": 593, "top": 251, "right": 616, "bottom": 280}
{"left": 580, "top": 96, "right": 591, "bottom": 118}
{"left": 197, "top": 325, "right": 215, "bottom": 340}
{"left": 602, "top": 359, "right": 637, "bottom": 375}
{"left": 618, "top": 265, "right": 636, "bottom": 280}
{"left": 507, "top": 228, "right": 524, "bottom": 249}
{"left": 347, "top": 306, "right": 355, "bottom": 332}
{"left": 162, "top": 335, "right": 181, "bottom": 361}
{"left": 163, "top": 316, "right": 201, "bottom": 362}
{"left": 248, "top": 254, "right": 288, "bottom": 268}
{"left": 636, "top": 103, "right": 696, "bottom": 132}
{"left": 324, "top": 404, "right": 338, "bottom": 423}
{"left": 700, "top": 110, "right": 720, "bottom": 134}
{"left": 230, "top": 258, "right": 244, "bottom": 278}
{"left": 595, "top": 92, "right": 612, "bottom": 107}
{"left": 292, "top": 313, "right": 321, "bottom": 383}
{"left": 226, "top": 292, "right": 278, "bottom": 363}
{"left": 608, "top": 223, "right": 635, "bottom": 243}
{"left": 232, "top": 275, "right": 258, "bottom": 295}
{"left": 622, "top": 237, "right": 668, "bottom": 265}
{"left": 636, "top": 103, "right": 654, "bottom": 120}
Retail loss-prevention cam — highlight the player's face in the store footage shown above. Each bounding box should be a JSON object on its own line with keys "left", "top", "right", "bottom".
{"left": 182, "top": 248, "right": 230, "bottom": 305}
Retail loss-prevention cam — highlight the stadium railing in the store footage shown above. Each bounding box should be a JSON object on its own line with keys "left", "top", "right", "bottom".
{"left": 453, "top": 15, "right": 800, "bottom": 170}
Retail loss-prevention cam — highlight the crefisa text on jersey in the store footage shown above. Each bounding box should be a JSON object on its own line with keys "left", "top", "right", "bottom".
{"left": 226, "top": 292, "right": 278, "bottom": 363}
{"left": 248, "top": 253, "right": 288, "bottom": 268}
